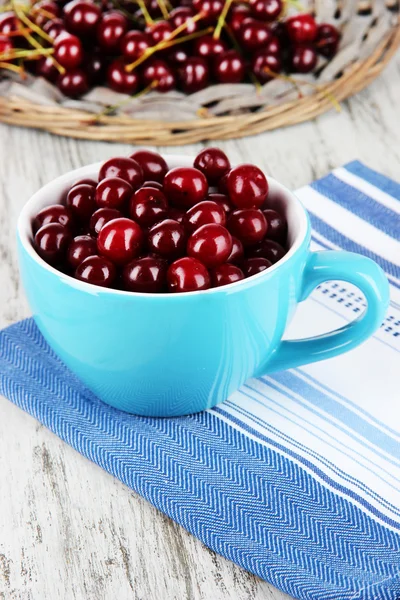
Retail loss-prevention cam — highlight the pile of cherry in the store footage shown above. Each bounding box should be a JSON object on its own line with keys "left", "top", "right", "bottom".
{"left": 32, "top": 148, "right": 288, "bottom": 293}
{"left": 0, "top": 0, "right": 341, "bottom": 98}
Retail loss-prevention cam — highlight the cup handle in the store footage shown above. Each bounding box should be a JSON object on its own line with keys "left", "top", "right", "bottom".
{"left": 262, "top": 251, "right": 390, "bottom": 374}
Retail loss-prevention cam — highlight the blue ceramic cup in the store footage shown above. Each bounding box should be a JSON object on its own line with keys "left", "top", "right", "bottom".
{"left": 17, "top": 156, "right": 390, "bottom": 416}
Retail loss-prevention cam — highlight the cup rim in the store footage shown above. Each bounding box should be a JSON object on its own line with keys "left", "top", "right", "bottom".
{"left": 17, "top": 154, "right": 311, "bottom": 298}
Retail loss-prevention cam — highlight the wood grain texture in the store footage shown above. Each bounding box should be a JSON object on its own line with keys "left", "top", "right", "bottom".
{"left": 0, "top": 50, "right": 399, "bottom": 600}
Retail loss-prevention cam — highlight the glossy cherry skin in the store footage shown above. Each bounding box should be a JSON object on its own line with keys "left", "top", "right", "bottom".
{"left": 164, "top": 167, "right": 208, "bottom": 208}
{"left": 37, "top": 55, "right": 60, "bottom": 83}
{"left": 239, "top": 20, "right": 273, "bottom": 53}
{"left": 286, "top": 13, "right": 317, "bottom": 43}
{"left": 249, "top": 0, "right": 282, "bottom": 22}
{"left": 187, "top": 223, "right": 232, "bottom": 268}
{"left": 0, "top": 12, "right": 19, "bottom": 36}
{"left": 167, "top": 207, "right": 185, "bottom": 223}
{"left": 99, "top": 157, "right": 144, "bottom": 190}
{"left": 54, "top": 33, "right": 83, "bottom": 69}
{"left": 226, "top": 164, "right": 269, "bottom": 209}
{"left": 251, "top": 51, "right": 281, "bottom": 83}
{"left": 75, "top": 255, "right": 116, "bottom": 287}
{"left": 242, "top": 257, "right": 272, "bottom": 277}
{"left": 122, "top": 256, "right": 167, "bottom": 293}
{"left": 194, "top": 148, "right": 230, "bottom": 185}
{"left": 66, "top": 183, "right": 96, "bottom": 221}
{"left": 107, "top": 59, "right": 140, "bottom": 94}
{"left": 90, "top": 207, "right": 122, "bottom": 236}
{"left": 167, "top": 257, "right": 210, "bottom": 292}
{"left": 120, "top": 30, "right": 152, "bottom": 61}
{"left": 213, "top": 51, "right": 245, "bottom": 84}
{"left": 67, "top": 234, "right": 97, "bottom": 269}
{"left": 97, "top": 11, "right": 128, "bottom": 53}
{"left": 129, "top": 187, "right": 168, "bottom": 227}
{"left": 170, "top": 7, "right": 198, "bottom": 34}
{"left": 228, "top": 209, "right": 267, "bottom": 246}
{"left": 42, "top": 18, "right": 66, "bottom": 40}
{"left": 31, "top": 1, "right": 59, "bottom": 27}
{"left": 130, "top": 150, "right": 168, "bottom": 183}
{"left": 263, "top": 208, "right": 287, "bottom": 243}
{"left": 143, "top": 180, "right": 164, "bottom": 190}
{"left": 34, "top": 223, "right": 71, "bottom": 265}
{"left": 207, "top": 193, "right": 231, "bottom": 213}
{"left": 227, "top": 236, "right": 244, "bottom": 263}
{"left": 57, "top": 69, "right": 89, "bottom": 97}
{"left": 95, "top": 177, "right": 132, "bottom": 209}
{"left": 228, "top": 4, "right": 251, "bottom": 34}
{"left": 84, "top": 52, "right": 105, "bottom": 85}
{"left": 193, "top": 0, "right": 224, "bottom": 23}
{"left": 290, "top": 45, "right": 317, "bottom": 73}
{"left": 184, "top": 200, "right": 226, "bottom": 233}
{"left": 33, "top": 204, "right": 74, "bottom": 233}
{"left": 249, "top": 238, "right": 286, "bottom": 263}
{"left": 167, "top": 47, "right": 189, "bottom": 67}
{"left": 97, "top": 217, "right": 143, "bottom": 265}
{"left": 0, "top": 35, "right": 13, "bottom": 55}
{"left": 74, "top": 178, "right": 97, "bottom": 187}
{"left": 193, "top": 35, "right": 227, "bottom": 60}
{"left": 316, "top": 23, "right": 340, "bottom": 59}
{"left": 146, "top": 21, "right": 173, "bottom": 45}
{"left": 147, "top": 219, "right": 186, "bottom": 259}
{"left": 142, "top": 60, "right": 176, "bottom": 93}
{"left": 218, "top": 172, "right": 229, "bottom": 194}
{"left": 178, "top": 58, "right": 209, "bottom": 94}
{"left": 211, "top": 263, "right": 244, "bottom": 287}
{"left": 63, "top": 0, "right": 101, "bottom": 36}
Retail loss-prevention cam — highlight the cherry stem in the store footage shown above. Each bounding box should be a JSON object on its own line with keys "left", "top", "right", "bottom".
{"left": 99, "top": 80, "right": 158, "bottom": 117}
{"left": 0, "top": 46, "right": 54, "bottom": 61}
{"left": 136, "top": 0, "right": 154, "bottom": 26}
{"left": 213, "top": 0, "right": 233, "bottom": 40}
{"left": 0, "top": 60, "right": 26, "bottom": 76}
{"left": 155, "top": 0, "right": 170, "bottom": 20}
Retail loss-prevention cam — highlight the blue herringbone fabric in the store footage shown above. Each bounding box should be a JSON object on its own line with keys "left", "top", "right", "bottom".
{"left": 1, "top": 162, "right": 400, "bottom": 600}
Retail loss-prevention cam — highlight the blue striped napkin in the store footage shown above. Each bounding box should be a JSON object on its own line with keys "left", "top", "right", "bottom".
{"left": 1, "top": 161, "right": 399, "bottom": 600}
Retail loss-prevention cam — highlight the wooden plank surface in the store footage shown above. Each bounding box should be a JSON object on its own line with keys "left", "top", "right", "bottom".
{"left": 0, "top": 52, "right": 399, "bottom": 600}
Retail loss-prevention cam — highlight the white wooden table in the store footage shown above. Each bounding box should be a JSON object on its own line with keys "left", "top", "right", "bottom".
{"left": 0, "top": 51, "right": 399, "bottom": 600}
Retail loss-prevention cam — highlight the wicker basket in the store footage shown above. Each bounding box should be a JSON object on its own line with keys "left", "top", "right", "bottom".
{"left": 0, "top": 1, "right": 399, "bottom": 145}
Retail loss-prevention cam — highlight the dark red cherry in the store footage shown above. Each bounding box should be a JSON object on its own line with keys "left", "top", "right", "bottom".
{"left": 130, "top": 150, "right": 168, "bottom": 183}
{"left": 36, "top": 56, "right": 59, "bottom": 83}
{"left": 34, "top": 223, "right": 71, "bottom": 265}
{"left": 129, "top": 187, "right": 168, "bottom": 227}
{"left": 167, "top": 257, "right": 210, "bottom": 292}
{"left": 97, "top": 217, "right": 143, "bottom": 265}
{"left": 97, "top": 11, "right": 128, "bottom": 53}
{"left": 66, "top": 183, "right": 96, "bottom": 221}
{"left": 142, "top": 60, "right": 176, "bottom": 92}
{"left": 63, "top": 0, "right": 101, "bottom": 36}
{"left": 74, "top": 178, "right": 97, "bottom": 187}
{"left": 42, "top": 17, "right": 66, "bottom": 39}
{"left": 252, "top": 51, "right": 281, "bottom": 82}
{"left": 316, "top": 23, "right": 340, "bottom": 59}
{"left": 31, "top": 1, "right": 59, "bottom": 27}
{"left": 187, "top": 223, "right": 232, "bottom": 268}
{"left": 227, "top": 236, "right": 244, "bottom": 263}
{"left": 33, "top": 204, "right": 74, "bottom": 233}
{"left": 218, "top": 172, "right": 229, "bottom": 194}
{"left": 263, "top": 209, "right": 287, "bottom": 244}
{"left": 242, "top": 257, "right": 272, "bottom": 277}
{"left": 84, "top": 52, "right": 105, "bottom": 85}
{"left": 286, "top": 13, "right": 317, "bottom": 43}
{"left": 120, "top": 30, "right": 152, "bottom": 60}
{"left": 228, "top": 4, "right": 251, "bottom": 33}
{"left": 167, "top": 47, "right": 189, "bottom": 66}
{"left": 178, "top": 58, "right": 209, "bottom": 94}
{"left": 167, "top": 207, "right": 185, "bottom": 223}
{"left": 146, "top": 20, "right": 173, "bottom": 44}
{"left": 184, "top": 200, "right": 226, "bottom": 233}
{"left": 192, "top": 0, "right": 224, "bottom": 23}
{"left": 211, "top": 263, "right": 244, "bottom": 287}
{"left": 249, "top": 238, "right": 286, "bottom": 263}
{"left": 107, "top": 59, "right": 140, "bottom": 94}
{"left": 122, "top": 256, "right": 167, "bottom": 293}
{"left": 164, "top": 167, "right": 208, "bottom": 208}
{"left": 0, "top": 35, "right": 12, "bottom": 54}
{"left": 142, "top": 180, "right": 164, "bottom": 190}
{"left": 99, "top": 157, "right": 144, "bottom": 190}
{"left": 54, "top": 32, "right": 83, "bottom": 69}
{"left": 148, "top": 219, "right": 185, "bottom": 259}
{"left": 213, "top": 50, "right": 245, "bottom": 84}
{"left": 57, "top": 69, "right": 89, "bottom": 97}
{"left": 290, "top": 45, "right": 317, "bottom": 73}
{"left": 193, "top": 35, "right": 227, "bottom": 60}
{"left": 95, "top": 177, "right": 132, "bottom": 209}
{"left": 226, "top": 164, "right": 269, "bottom": 209}
{"left": 227, "top": 209, "right": 267, "bottom": 246}
{"left": 249, "top": 0, "right": 282, "bottom": 22}
{"left": 239, "top": 20, "right": 273, "bottom": 53}
{"left": 75, "top": 255, "right": 116, "bottom": 287}
{"left": 67, "top": 234, "right": 97, "bottom": 269}
{"left": 194, "top": 147, "right": 230, "bottom": 185}
{"left": 170, "top": 7, "right": 198, "bottom": 34}
{"left": 0, "top": 12, "right": 19, "bottom": 36}
{"left": 207, "top": 193, "right": 231, "bottom": 213}
{"left": 90, "top": 207, "right": 122, "bottom": 236}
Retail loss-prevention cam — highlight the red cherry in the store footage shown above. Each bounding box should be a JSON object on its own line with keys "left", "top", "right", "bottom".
{"left": 213, "top": 50, "right": 245, "bottom": 84}
{"left": 167, "top": 207, "right": 185, "bottom": 223}
{"left": 33, "top": 204, "right": 74, "bottom": 233}
{"left": 228, "top": 4, "right": 251, "bottom": 33}
{"left": 193, "top": 35, "right": 227, "bottom": 60}
{"left": 130, "top": 150, "right": 168, "bottom": 183}
{"left": 263, "top": 209, "right": 287, "bottom": 244}
{"left": 43, "top": 17, "right": 66, "bottom": 39}
{"left": 286, "top": 13, "right": 317, "bottom": 43}
{"left": 147, "top": 219, "right": 186, "bottom": 259}
{"left": 242, "top": 257, "right": 272, "bottom": 277}
{"left": 34, "top": 223, "right": 71, "bottom": 265}
{"left": 66, "top": 183, "right": 96, "bottom": 221}
{"left": 178, "top": 58, "right": 209, "bottom": 94}
{"left": 227, "top": 236, "right": 244, "bottom": 263}
{"left": 31, "top": 1, "right": 59, "bottom": 27}
{"left": 74, "top": 178, "right": 97, "bottom": 187}
{"left": 97, "top": 217, "right": 143, "bottom": 265}
{"left": 67, "top": 234, "right": 97, "bottom": 269}
{"left": 193, "top": 0, "right": 224, "bottom": 23}
{"left": 184, "top": 200, "right": 226, "bottom": 233}
{"left": 167, "top": 47, "right": 189, "bottom": 66}
{"left": 35, "top": 56, "right": 58, "bottom": 83}
{"left": 170, "top": 7, "right": 199, "bottom": 34}
{"left": 211, "top": 263, "right": 244, "bottom": 287}
{"left": 75, "top": 255, "right": 116, "bottom": 287}
{"left": 207, "top": 193, "right": 231, "bottom": 213}
{"left": 218, "top": 172, "right": 229, "bottom": 194}
{"left": 107, "top": 59, "right": 140, "bottom": 94}
{"left": 226, "top": 164, "right": 269, "bottom": 209}
{"left": 97, "top": 11, "right": 128, "bottom": 53}
{"left": 84, "top": 52, "right": 105, "bottom": 85}
{"left": 142, "top": 180, "right": 164, "bottom": 190}
{"left": 167, "top": 257, "right": 210, "bottom": 292}
{"left": 194, "top": 147, "right": 230, "bottom": 184}
{"left": 316, "top": 23, "right": 340, "bottom": 59}
{"left": 251, "top": 51, "right": 281, "bottom": 83}
{"left": 90, "top": 207, "right": 122, "bottom": 236}
{"left": 54, "top": 33, "right": 83, "bottom": 69}
{"left": 0, "top": 35, "right": 12, "bottom": 54}
{"left": 146, "top": 20, "right": 173, "bottom": 44}
{"left": 99, "top": 157, "right": 144, "bottom": 189}
{"left": 187, "top": 223, "right": 232, "bottom": 268}
{"left": 129, "top": 187, "right": 168, "bottom": 227}
{"left": 239, "top": 20, "right": 273, "bottom": 53}
{"left": 120, "top": 30, "right": 152, "bottom": 61}
{"left": 290, "top": 45, "right": 317, "bottom": 73}
{"left": 249, "top": 0, "right": 282, "bottom": 22}
{"left": 249, "top": 238, "right": 286, "bottom": 263}
{"left": 0, "top": 12, "right": 19, "bottom": 36}
{"left": 142, "top": 60, "right": 176, "bottom": 92}
{"left": 164, "top": 167, "right": 208, "bottom": 208}
{"left": 63, "top": 0, "right": 101, "bottom": 36}
{"left": 227, "top": 208, "right": 267, "bottom": 246}
{"left": 122, "top": 256, "right": 167, "bottom": 293}
{"left": 95, "top": 177, "right": 133, "bottom": 209}
{"left": 57, "top": 69, "right": 89, "bottom": 97}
